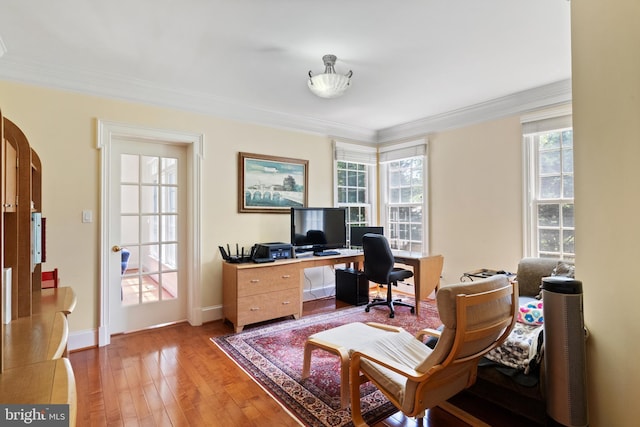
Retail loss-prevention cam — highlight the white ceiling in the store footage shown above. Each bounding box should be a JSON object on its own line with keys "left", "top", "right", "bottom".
{"left": 0, "top": 0, "right": 572, "bottom": 143}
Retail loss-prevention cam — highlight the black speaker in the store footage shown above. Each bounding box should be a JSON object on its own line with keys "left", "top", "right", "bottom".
{"left": 335, "top": 268, "right": 369, "bottom": 306}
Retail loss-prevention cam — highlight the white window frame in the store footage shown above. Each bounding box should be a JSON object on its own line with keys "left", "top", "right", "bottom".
{"left": 333, "top": 141, "right": 377, "bottom": 245}
{"left": 522, "top": 107, "right": 574, "bottom": 260}
{"left": 379, "top": 139, "right": 428, "bottom": 255}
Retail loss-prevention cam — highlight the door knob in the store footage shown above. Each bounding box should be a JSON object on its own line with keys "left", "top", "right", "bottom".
{"left": 112, "top": 245, "right": 122, "bottom": 253}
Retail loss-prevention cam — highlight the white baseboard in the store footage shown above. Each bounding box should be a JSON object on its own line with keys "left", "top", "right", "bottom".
{"left": 68, "top": 305, "right": 225, "bottom": 351}
{"left": 69, "top": 329, "right": 99, "bottom": 351}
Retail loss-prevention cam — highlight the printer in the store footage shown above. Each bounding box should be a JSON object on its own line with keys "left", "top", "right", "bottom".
{"left": 254, "top": 242, "right": 293, "bottom": 260}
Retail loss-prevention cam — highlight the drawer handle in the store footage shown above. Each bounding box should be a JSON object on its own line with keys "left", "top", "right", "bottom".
{"left": 250, "top": 307, "right": 260, "bottom": 311}
{"left": 281, "top": 275, "right": 291, "bottom": 279}
{"left": 282, "top": 301, "right": 290, "bottom": 305}
{"left": 250, "top": 279, "right": 260, "bottom": 283}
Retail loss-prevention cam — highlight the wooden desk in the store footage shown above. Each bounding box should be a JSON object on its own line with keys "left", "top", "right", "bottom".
{"left": 0, "top": 287, "right": 77, "bottom": 426}
{"left": 222, "top": 251, "right": 443, "bottom": 331}
{"left": 0, "top": 358, "right": 76, "bottom": 426}
{"left": 3, "top": 312, "right": 69, "bottom": 369}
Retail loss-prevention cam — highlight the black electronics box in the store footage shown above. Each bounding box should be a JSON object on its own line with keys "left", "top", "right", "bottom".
{"left": 254, "top": 242, "right": 293, "bottom": 260}
{"left": 336, "top": 268, "right": 370, "bottom": 306}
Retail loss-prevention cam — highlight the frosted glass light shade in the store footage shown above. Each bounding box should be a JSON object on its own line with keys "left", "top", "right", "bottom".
{"left": 307, "top": 73, "right": 351, "bottom": 98}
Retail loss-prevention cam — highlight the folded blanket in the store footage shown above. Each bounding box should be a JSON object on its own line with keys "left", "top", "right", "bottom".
{"left": 485, "top": 322, "right": 544, "bottom": 374}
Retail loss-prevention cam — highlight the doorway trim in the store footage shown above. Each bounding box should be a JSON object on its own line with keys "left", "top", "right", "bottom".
{"left": 97, "top": 120, "right": 204, "bottom": 346}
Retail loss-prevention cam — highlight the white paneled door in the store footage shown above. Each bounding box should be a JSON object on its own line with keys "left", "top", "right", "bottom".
{"left": 109, "top": 138, "right": 188, "bottom": 334}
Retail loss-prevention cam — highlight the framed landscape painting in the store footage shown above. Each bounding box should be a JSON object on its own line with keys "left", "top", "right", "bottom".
{"left": 238, "top": 152, "right": 308, "bottom": 213}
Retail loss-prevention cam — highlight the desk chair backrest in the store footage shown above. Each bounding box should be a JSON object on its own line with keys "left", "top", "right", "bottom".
{"left": 362, "top": 233, "right": 395, "bottom": 285}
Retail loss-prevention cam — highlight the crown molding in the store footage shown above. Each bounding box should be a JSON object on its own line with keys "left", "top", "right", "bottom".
{"left": 376, "top": 79, "right": 572, "bottom": 143}
{"left": 0, "top": 57, "right": 569, "bottom": 144}
{"left": 0, "top": 57, "right": 378, "bottom": 143}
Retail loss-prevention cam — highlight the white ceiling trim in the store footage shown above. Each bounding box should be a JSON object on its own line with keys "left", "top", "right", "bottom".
{"left": 376, "top": 79, "right": 572, "bottom": 143}
{"left": 0, "top": 57, "right": 570, "bottom": 144}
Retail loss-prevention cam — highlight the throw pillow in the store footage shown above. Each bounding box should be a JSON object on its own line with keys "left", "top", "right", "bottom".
{"left": 518, "top": 301, "right": 544, "bottom": 325}
{"left": 552, "top": 261, "right": 575, "bottom": 278}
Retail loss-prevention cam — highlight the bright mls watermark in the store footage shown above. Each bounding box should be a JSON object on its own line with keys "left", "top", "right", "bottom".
{"left": 0, "top": 405, "right": 69, "bottom": 426}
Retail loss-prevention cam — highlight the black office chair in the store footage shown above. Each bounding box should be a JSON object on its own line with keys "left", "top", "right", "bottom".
{"left": 362, "top": 233, "right": 415, "bottom": 318}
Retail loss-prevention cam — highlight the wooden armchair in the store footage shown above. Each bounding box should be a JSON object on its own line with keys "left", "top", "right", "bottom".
{"left": 348, "top": 275, "right": 518, "bottom": 426}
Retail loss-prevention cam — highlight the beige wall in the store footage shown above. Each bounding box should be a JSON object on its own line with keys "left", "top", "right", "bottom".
{"left": 1, "top": 78, "right": 530, "bottom": 333}
{"left": 429, "top": 116, "right": 524, "bottom": 284}
{"left": 0, "top": 80, "right": 333, "bottom": 332}
{"left": 572, "top": 0, "right": 640, "bottom": 425}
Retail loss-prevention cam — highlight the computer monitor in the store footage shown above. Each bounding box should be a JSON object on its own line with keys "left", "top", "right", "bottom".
{"left": 290, "top": 207, "right": 347, "bottom": 253}
{"left": 350, "top": 226, "right": 384, "bottom": 248}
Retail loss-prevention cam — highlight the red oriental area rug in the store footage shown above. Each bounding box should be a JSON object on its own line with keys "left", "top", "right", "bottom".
{"left": 211, "top": 299, "right": 442, "bottom": 427}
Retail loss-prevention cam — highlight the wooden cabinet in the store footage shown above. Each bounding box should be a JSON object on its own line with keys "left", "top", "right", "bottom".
{"left": 223, "top": 260, "right": 302, "bottom": 332}
{"left": 0, "top": 112, "right": 76, "bottom": 425}
{"left": 2, "top": 137, "right": 17, "bottom": 213}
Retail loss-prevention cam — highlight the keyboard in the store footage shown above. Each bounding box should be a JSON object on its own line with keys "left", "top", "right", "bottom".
{"left": 314, "top": 250, "right": 340, "bottom": 256}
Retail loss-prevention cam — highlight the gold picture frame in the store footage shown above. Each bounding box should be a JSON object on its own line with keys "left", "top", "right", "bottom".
{"left": 238, "top": 152, "right": 308, "bottom": 213}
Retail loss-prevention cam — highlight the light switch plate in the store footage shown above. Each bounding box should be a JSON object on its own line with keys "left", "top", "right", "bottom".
{"left": 82, "top": 210, "right": 93, "bottom": 223}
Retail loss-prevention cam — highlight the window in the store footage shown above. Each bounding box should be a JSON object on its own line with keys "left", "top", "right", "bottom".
{"left": 523, "top": 113, "right": 574, "bottom": 260}
{"left": 379, "top": 141, "right": 427, "bottom": 254}
{"left": 334, "top": 142, "right": 377, "bottom": 244}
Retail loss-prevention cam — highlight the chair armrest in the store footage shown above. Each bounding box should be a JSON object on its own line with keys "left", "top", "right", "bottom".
{"left": 365, "top": 322, "right": 404, "bottom": 333}
{"left": 416, "top": 328, "right": 441, "bottom": 341}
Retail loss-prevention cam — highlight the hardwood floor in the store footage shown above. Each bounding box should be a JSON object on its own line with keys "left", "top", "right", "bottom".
{"left": 70, "top": 297, "right": 541, "bottom": 426}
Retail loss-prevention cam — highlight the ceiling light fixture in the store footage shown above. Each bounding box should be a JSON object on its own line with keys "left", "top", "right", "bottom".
{"left": 308, "top": 54, "right": 353, "bottom": 99}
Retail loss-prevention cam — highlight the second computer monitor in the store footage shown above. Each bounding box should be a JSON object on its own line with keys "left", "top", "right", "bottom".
{"left": 350, "top": 226, "right": 384, "bottom": 248}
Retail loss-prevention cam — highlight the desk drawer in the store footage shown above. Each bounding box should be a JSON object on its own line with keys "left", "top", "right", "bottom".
{"left": 237, "top": 288, "right": 300, "bottom": 325}
{"left": 237, "top": 264, "right": 299, "bottom": 297}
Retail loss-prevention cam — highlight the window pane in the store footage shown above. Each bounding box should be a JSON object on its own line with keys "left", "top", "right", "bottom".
{"left": 347, "top": 188, "right": 357, "bottom": 203}
{"left": 538, "top": 204, "right": 560, "bottom": 226}
{"left": 539, "top": 133, "right": 561, "bottom": 150}
{"left": 121, "top": 154, "right": 139, "bottom": 183}
{"left": 562, "top": 204, "right": 574, "bottom": 227}
{"left": 562, "top": 149, "right": 573, "bottom": 173}
{"left": 390, "top": 188, "right": 400, "bottom": 203}
{"left": 141, "top": 245, "right": 160, "bottom": 273}
{"left": 347, "top": 170, "right": 358, "bottom": 186}
{"left": 539, "top": 229, "right": 560, "bottom": 252}
{"left": 162, "top": 187, "right": 178, "bottom": 213}
{"left": 140, "top": 273, "right": 160, "bottom": 303}
{"left": 411, "top": 206, "right": 422, "bottom": 222}
{"left": 337, "top": 168, "right": 346, "bottom": 186}
{"left": 141, "top": 215, "right": 159, "bottom": 244}
{"left": 141, "top": 185, "right": 158, "bottom": 213}
{"left": 540, "top": 150, "right": 561, "bottom": 174}
{"left": 562, "top": 130, "right": 573, "bottom": 147}
{"left": 563, "top": 230, "right": 575, "bottom": 254}
{"left": 400, "top": 187, "right": 412, "bottom": 203}
{"left": 563, "top": 175, "right": 574, "bottom": 198}
{"left": 337, "top": 187, "right": 346, "bottom": 203}
{"left": 141, "top": 156, "right": 159, "bottom": 184}
{"left": 161, "top": 215, "right": 178, "bottom": 242}
{"left": 540, "top": 176, "right": 561, "bottom": 198}
{"left": 121, "top": 185, "right": 139, "bottom": 214}
{"left": 162, "top": 243, "right": 178, "bottom": 269}
{"left": 161, "top": 157, "right": 177, "bottom": 185}
{"left": 121, "top": 216, "right": 139, "bottom": 245}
